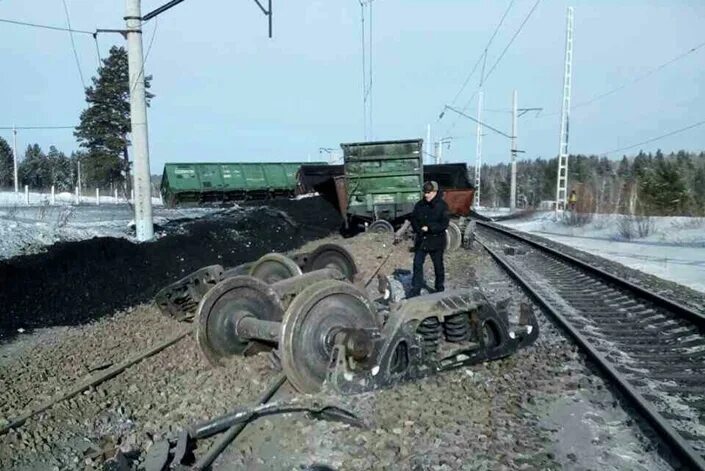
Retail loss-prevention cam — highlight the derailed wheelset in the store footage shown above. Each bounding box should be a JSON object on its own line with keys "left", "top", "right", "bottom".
{"left": 154, "top": 243, "right": 359, "bottom": 321}
{"left": 196, "top": 274, "right": 539, "bottom": 394}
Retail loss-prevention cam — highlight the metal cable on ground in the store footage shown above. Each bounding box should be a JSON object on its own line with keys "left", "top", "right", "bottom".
{"left": 61, "top": 0, "right": 87, "bottom": 89}
{"left": 599, "top": 118, "right": 705, "bottom": 156}
{"left": 192, "top": 373, "right": 287, "bottom": 470}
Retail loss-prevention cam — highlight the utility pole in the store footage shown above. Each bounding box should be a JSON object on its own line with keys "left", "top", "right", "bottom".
{"left": 126, "top": 0, "right": 154, "bottom": 241}
{"left": 555, "top": 6, "right": 574, "bottom": 215}
{"left": 12, "top": 126, "right": 18, "bottom": 193}
{"left": 437, "top": 140, "right": 443, "bottom": 164}
{"left": 426, "top": 124, "right": 431, "bottom": 164}
{"left": 474, "top": 90, "right": 484, "bottom": 208}
{"left": 510, "top": 90, "right": 518, "bottom": 212}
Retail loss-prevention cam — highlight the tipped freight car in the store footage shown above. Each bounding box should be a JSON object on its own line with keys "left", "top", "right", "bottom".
{"left": 161, "top": 162, "right": 325, "bottom": 207}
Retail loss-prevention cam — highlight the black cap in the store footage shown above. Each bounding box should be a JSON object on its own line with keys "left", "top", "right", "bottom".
{"left": 423, "top": 181, "right": 439, "bottom": 193}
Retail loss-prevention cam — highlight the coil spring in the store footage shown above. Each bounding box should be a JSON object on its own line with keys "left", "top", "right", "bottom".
{"left": 443, "top": 313, "right": 471, "bottom": 343}
{"left": 417, "top": 317, "right": 442, "bottom": 356}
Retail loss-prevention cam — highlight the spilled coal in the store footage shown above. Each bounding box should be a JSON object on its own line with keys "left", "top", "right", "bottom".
{"left": 0, "top": 197, "right": 342, "bottom": 341}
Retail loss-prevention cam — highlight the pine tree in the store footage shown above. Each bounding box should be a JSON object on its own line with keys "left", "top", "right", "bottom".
{"left": 19, "top": 144, "right": 51, "bottom": 188}
{"left": 0, "top": 137, "right": 13, "bottom": 188}
{"left": 46, "top": 146, "right": 73, "bottom": 191}
{"left": 639, "top": 158, "right": 689, "bottom": 215}
{"left": 74, "top": 46, "right": 153, "bottom": 191}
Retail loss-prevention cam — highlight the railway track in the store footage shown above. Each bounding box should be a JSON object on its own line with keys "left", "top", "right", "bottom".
{"left": 476, "top": 221, "right": 705, "bottom": 470}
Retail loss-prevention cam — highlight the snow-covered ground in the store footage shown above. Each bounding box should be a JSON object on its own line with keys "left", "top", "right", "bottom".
{"left": 0, "top": 196, "right": 224, "bottom": 260}
{"left": 475, "top": 206, "right": 514, "bottom": 218}
{"left": 499, "top": 211, "right": 705, "bottom": 293}
{"left": 0, "top": 190, "right": 162, "bottom": 207}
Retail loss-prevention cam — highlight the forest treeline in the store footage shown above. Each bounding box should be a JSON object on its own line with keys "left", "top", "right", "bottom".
{"left": 476, "top": 149, "right": 705, "bottom": 216}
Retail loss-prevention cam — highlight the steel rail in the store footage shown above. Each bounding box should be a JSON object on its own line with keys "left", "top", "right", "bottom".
{"left": 476, "top": 223, "right": 705, "bottom": 470}
{"left": 477, "top": 221, "right": 705, "bottom": 329}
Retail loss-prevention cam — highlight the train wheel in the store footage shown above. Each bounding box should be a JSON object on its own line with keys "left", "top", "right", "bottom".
{"left": 197, "top": 276, "right": 284, "bottom": 366}
{"left": 279, "top": 280, "right": 378, "bottom": 393}
{"left": 249, "top": 253, "right": 303, "bottom": 284}
{"left": 368, "top": 219, "right": 394, "bottom": 234}
{"left": 446, "top": 221, "right": 462, "bottom": 251}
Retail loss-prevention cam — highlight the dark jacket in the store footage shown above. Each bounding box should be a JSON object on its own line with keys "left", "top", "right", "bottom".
{"left": 411, "top": 192, "right": 450, "bottom": 251}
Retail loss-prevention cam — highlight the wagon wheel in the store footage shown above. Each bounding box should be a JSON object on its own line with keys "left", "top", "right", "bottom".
{"left": 197, "top": 276, "right": 284, "bottom": 366}
{"left": 369, "top": 219, "right": 394, "bottom": 234}
{"left": 249, "top": 253, "right": 303, "bottom": 284}
{"left": 445, "top": 221, "right": 462, "bottom": 251}
{"left": 279, "top": 280, "right": 378, "bottom": 393}
{"left": 303, "top": 244, "right": 358, "bottom": 281}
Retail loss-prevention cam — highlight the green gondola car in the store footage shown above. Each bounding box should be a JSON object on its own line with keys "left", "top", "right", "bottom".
{"left": 339, "top": 139, "right": 424, "bottom": 229}
{"left": 161, "top": 162, "right": 325, "bottom": 207}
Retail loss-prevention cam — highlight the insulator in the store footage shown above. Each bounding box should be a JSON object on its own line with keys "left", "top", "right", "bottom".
{"left": 417, "top": 316, "right": 442, "bottom": 356}
{"left": 443, "top": 313, "right": 471, "bottom": 343}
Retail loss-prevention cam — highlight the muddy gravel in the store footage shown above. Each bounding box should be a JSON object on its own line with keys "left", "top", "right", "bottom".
{"left": 0, "top": 226, "right": 681, "bottom": 470}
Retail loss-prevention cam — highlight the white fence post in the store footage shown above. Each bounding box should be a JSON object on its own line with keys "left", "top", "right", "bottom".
{"left": 114, "top": 188, "right": 118, "bottom": 203}
{"left": 24, "top": 185, "right": 29, "bottom": 205}
{"left": 51, "top": 185, "right": 55, "bottom": 205}
{"left": 130, "top": 189, "right": 134, "bottom": 203}
{"left": 75, "top": 186, "right": 80, "bottom": 204}
{"left": 96, "top": 188, "right": 100, "bottom": 206}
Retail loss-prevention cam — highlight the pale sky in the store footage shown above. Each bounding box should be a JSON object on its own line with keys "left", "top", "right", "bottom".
{"left": 1, "top": 0, "right": 704, "bottom": 173}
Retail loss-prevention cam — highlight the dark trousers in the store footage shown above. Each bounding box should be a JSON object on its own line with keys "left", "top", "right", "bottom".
{"left": 411, "top": 249, "right": 445, "bottom": 295}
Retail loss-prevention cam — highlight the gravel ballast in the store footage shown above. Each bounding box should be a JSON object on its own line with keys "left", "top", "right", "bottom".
{"left": 0, "top": 226, "right": 679, "bottom": 470}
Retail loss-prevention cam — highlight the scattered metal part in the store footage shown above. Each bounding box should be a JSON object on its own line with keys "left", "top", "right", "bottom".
{"left": 142, "top": 440, "right": 170, "bottom": 471}
{"left": 103, "top": 451, "right": 130, "bottom": 471}
{"left": 154, "top": 265, "right": 224, "bottom": 320}
{"left": 191, "top": 373, "right": 286, "bottom": 470}
{"left": 172, "top": 429, "right": 192, "bottom": 466}
{"left": 190, "top": 397, "right": 362, "bottom": 440}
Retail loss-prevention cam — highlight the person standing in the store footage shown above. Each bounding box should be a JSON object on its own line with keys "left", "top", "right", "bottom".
{"left": 409, "top": 181, "right": 450, "bottom": 297}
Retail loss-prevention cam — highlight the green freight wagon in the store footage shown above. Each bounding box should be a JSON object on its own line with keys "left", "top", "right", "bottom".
{"left": 161, "top": 162, "right": 324, "bottom": 207}
{"left": 339, "top": 139, "right": 423, "bottom": 231}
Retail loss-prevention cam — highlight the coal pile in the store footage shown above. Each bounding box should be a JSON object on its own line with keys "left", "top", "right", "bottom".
{"left": 0, "top": 197, "right": 342, "bottom": 341}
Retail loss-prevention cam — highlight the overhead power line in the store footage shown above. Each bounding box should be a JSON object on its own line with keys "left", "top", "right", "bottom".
{"left": 0, "top": 17, "right": 93, "bottom": 34}
{"left": 541, "top": 39, "right": 705, "bottom": 118}
{"left": 446, "top": 0, "right": 516, "bottom": 108}
{"left": 0, "top": 126, "right": 76, "bottom": 130}
{"left": 61, "top": 0, "right": 87, "bottom": 90}
{"left": 600, "top": 118, "right": 705, "bottom": 156}
{"left": 443, "top": 0, "right": 541, "bottom": 135}
{"left": 482, "top": 0, "right": 542, "bottom": 83}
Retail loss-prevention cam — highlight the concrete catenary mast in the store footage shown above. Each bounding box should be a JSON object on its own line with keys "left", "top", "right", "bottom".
{"left": 125, "top": 0, "right": 154, "bottom": 241}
